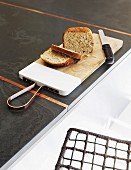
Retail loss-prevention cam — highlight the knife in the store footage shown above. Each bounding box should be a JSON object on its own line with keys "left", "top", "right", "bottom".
{"left": 98, "top": 29, "right": 114, "bottom": 64}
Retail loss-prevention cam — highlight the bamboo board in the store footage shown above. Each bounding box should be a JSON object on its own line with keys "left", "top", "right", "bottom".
{"left": 36, "top": 33, "right": 123, "bottom": 81}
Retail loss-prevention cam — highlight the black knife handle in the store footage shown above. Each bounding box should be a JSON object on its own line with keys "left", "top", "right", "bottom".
{"left": 102, "top": 44, "right": 114, "bottom": 64}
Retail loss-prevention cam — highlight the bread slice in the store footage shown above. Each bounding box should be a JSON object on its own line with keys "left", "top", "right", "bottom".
{"left": 40, "top": 48, "right": 76, "bottom": 67}
{"left": 51, "top": 44, "right": 82, "bottom": 60}
{"left": 63, "top": 27, "right": 94, "bottom": 55}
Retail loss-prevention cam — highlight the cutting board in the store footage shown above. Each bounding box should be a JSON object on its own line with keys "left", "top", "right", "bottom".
{"left": 36, "top": 33, "right": 123, "bottom": 82}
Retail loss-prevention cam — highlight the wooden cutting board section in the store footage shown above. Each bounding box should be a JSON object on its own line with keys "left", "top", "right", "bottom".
{"left": 36, "top": 33, "right": 123, "bottom": 81}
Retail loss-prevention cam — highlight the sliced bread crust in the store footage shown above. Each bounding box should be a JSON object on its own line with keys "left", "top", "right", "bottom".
{"left": 51, "top": 44, "right": 82, "bottom": 60}
{"left": 63, "top": 27, "right": 92, "bottom": 33}
{"left": 40, "top": 48, "right": 76, "bottom": 67}
{"left": 63, "top": 27, "right": 94, "bottom": 55}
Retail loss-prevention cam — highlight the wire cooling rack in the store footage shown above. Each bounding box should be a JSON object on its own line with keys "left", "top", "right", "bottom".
{"left": 55, "top": 128, "right": 131, "bottom": 170}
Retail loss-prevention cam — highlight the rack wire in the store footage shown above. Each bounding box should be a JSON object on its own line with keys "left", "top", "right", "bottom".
{"left": 55, "top": 128, "right": 131, "bottom": 170}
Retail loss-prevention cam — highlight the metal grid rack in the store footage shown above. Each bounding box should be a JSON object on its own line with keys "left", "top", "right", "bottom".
{"left": 55, "top": 128, "right": 131, "bottom": 170}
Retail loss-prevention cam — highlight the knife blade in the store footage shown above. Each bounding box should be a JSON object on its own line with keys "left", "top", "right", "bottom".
{"left": 98, "top": 29, "right": 114, "bottom": 64}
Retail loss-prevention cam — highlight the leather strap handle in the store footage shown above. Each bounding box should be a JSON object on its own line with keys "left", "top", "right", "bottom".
{"left": 7, "top": 83, "right": 43, "bottom": 110}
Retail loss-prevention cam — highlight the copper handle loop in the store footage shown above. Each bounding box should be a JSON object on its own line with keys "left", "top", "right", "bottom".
{"left": 7, "top": 83, "right": 43, "bottom": 110}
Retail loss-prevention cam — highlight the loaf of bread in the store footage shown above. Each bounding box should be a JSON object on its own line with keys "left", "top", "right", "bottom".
{"left": 63, "top": 27, "right": 94, "bottom": 55}
{"left": 41, "top": 27, "right": 94, "bottom": 67}
{"left": 40, "top": 48, "right": 76, "bottom": 67}
{"left": 51, "top": 44, "right": 82, "bottom": 60}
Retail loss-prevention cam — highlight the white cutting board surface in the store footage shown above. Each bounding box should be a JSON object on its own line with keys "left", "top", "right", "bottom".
{"left": 19, "top": 62, "right": 81, "bottom": 96}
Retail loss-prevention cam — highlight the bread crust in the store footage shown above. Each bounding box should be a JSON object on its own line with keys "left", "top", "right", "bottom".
{"left": 41, "top": 56, "right": 75, "bottom": 67}
{"left": 51, "top": 44, "right": 82, "bottom": 60}
{"left": 63, "top": 27, "right": 92, "bottom": 33}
